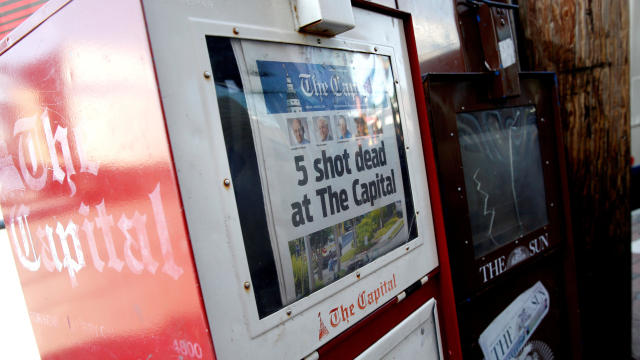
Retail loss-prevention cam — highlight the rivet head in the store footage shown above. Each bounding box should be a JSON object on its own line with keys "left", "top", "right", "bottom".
{"left": 405, "top": 245, "right": 410, "bottom": 251}
{"left": 374, "top": 47, "right": 378, "bottom": 52}
{"left": 203, "top": 71, "right": 212, "bottom": 79}
{"left": 457, "top": 187, "right": 462, "bottom": 191}
{"left": 223, "top": 178, "right": 231, "bottom": 187}
{"left": 317, "top": 38, "right": 322, "bottom": 44}
{"left": 233, "top": 27, "right": 239, "bottom": 35}
{"left": 500, "top": 18, "right": 506, "bottom": 25}
{"left": 550, "top": 203, "right": 555, "bottom": 207}
{"left": 356, "top": 271, "right": 361, "bottom": 279}
{"left": 461, "top": 106, "right": 465, "bottom": 110}
{"left": 450, "top": 132, "right": 454, "bottom": 137}
{"left": 286, "top": 309, "right": 292, "bottom": 316}
{"left": 243, "top": 281, "right": 250, "bottom": 290}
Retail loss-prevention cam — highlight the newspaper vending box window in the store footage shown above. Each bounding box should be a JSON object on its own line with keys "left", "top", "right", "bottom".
{"left": 159, "top": 7, "right": 441, "bottom": 356}
{"left": 456, "top": 105, "right": 549, "bottom": 259}
{"left": 424, "top": 73, "right": 568, "bottom": 296}
{"left": 206, "top": 37, "right": 420, "bottom": 319}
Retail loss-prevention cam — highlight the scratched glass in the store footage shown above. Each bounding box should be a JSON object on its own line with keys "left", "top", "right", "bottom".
{"left": 207, "top": 37, "right": 417, "bottom": 318}
{"left": 456, "top": 106, "right": 549, "bottom": 258}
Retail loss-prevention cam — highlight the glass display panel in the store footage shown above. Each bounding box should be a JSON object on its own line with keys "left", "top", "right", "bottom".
{"left": 456, "top": 106, "right": 548, "bottom": 258}
{"left": 207, "top": 37, "right": 417, "bottom": 318}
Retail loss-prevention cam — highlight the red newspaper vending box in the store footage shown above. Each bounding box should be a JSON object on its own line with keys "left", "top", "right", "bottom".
{"left": 0, "top": 0, "right": 461, "bottom": 358}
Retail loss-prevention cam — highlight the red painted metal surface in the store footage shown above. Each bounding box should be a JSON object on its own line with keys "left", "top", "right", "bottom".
{"left": 402, "top": 13, "right": 463, "bottom": 360}
{"left": 0, "top": 0, "right": 48, "bottom": 38}
{"left": 0, "top": 0, "right": 216, "bottom": 358}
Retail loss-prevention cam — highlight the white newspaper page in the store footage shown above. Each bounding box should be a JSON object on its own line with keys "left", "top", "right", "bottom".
{"left": 479, "top": 281, "right": 550, "bottom": 360}
{"left": 236, "top": 40, "right": 412, "bottom": 304}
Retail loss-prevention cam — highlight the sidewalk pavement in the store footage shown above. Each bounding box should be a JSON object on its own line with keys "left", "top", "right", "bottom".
{"left": 631, "top": 209, "right": 640, "bottom": 359}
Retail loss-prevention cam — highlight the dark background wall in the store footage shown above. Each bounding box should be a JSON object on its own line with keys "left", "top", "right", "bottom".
{"left": 516, "top": 0, "right": 630, "bottom": 358}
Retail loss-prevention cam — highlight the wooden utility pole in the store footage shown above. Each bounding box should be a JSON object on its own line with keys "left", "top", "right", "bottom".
{"left": 517, "top": 0, "right": 630, "bottom": 357}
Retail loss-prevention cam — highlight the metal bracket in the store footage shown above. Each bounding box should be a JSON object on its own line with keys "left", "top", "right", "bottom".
{"left": 476, "top": 2, "right": 521, "bottom": 98}
{"left": 396, "top": 275, "right": 429, "bottom": 303}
